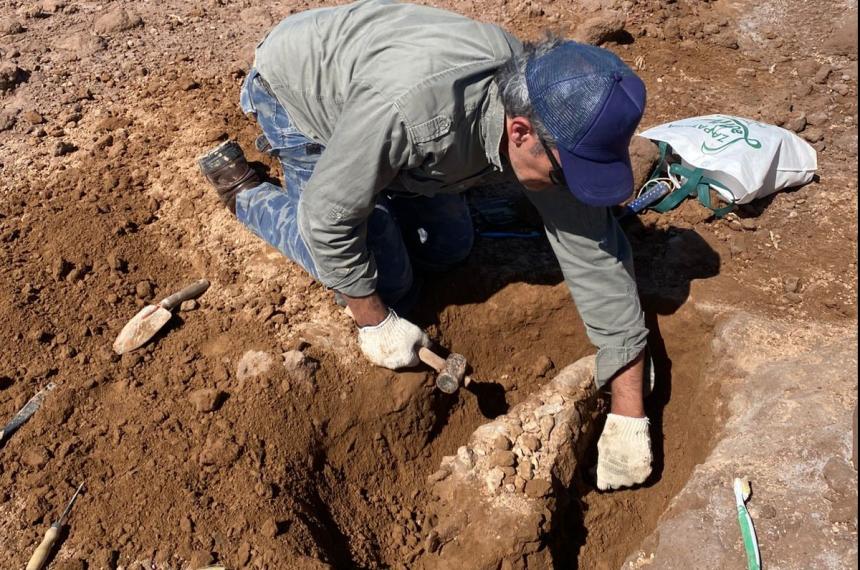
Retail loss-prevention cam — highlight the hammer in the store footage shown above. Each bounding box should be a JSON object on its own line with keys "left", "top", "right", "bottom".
{"left": 418, "top": 347, "right": 471, "bottom": 394}
{"left": 342, "top": 306, "right": 470, "bottom": 393}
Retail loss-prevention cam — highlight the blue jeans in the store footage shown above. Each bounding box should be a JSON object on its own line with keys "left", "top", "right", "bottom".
{"left": 236, "top": 69, "right": 474, "bottom": 313}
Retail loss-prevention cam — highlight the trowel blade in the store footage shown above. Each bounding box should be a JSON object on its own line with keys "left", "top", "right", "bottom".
{"left": 112, "top": 304, "right": 173, "bottom": 354}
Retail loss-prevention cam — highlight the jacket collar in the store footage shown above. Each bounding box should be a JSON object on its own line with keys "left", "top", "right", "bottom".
{"left": 481, "top": 81, "right": 505, "bottom": 171}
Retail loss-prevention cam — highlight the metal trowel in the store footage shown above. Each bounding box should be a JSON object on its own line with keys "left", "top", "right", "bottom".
{"left": 113, "top": 279, "right": 210, "bottom": 354}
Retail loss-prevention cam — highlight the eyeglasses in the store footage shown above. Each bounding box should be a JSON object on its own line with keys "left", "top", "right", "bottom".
{"left": 540, "top": 139, "right": 567, "bottom": 187}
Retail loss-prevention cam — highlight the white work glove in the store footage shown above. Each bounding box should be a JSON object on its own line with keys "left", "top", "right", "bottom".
{"left": 596, "top": 413, "right": 653, "bottom": 491}
{"left": 358, "top": 310, "right": 430, "bottom": 370}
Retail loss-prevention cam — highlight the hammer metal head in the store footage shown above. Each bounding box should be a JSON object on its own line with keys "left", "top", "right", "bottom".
{"left": 435, "top": 352, "right": 468, "bottom": 394}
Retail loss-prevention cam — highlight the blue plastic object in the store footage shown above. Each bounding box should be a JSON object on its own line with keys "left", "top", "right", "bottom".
{"left": 620, "top": 181, "right": 671, "bottom": 218}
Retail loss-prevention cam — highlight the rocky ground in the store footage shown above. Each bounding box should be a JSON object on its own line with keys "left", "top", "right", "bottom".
{"left": 0, "top": 0, "right": 857, "bottom": 568}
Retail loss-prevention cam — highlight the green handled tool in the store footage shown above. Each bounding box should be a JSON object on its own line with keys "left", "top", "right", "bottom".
{"left": 733, "top": 477, "right": 762, "bottom": 570}
{"left": 26, "top": 482, "right": 85, "bottom": 570}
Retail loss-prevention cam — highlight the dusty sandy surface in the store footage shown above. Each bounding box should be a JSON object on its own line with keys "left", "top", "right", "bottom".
{"left": 0, "top": 0, "right": 856, "bottom": 568}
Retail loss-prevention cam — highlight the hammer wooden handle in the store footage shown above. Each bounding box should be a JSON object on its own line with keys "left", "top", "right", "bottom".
{"left": 26, "top": 525, "right": 59, "bottom": 570}
{"left": 418, "top": 347, "right": 446, "bottom": 372}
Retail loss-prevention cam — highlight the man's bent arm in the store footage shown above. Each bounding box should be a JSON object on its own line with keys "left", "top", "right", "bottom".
{"left": 524, "top": 186, "right": 649, "bottom": 389}
{"left": 297, "top": 81, "right": 412, "bottom": 298}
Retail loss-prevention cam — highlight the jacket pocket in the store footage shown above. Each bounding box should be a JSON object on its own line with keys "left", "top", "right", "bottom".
{"left": 407, "top": 115, "right": 452, "bottom": 144}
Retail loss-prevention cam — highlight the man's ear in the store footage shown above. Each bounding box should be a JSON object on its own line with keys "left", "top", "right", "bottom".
{"left": 508, "top": 116, "right": 535, "bottom": 147}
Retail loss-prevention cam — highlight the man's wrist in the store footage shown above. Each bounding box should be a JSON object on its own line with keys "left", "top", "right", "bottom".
{"left": 609, "top": 351, "right": 646, "bottom": 418}
{"left": 342, "top": 292, "right": 389, "bottom": 327}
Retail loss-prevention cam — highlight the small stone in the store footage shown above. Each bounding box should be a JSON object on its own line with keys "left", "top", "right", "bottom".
{"left": 784, "top": 293, "right": 803, "bottom": 304}
{"left": 135, "top": 280, "right": 152, "bottom": 299}
{"left": 806, "top": 111, "right": 829, "bottom": 126}
{"left": 28, "top": 328, "right": 51, "bottom": 343}
{"left": 485, "top": 467, "right": 505, "bottom": 493}
{"left": 740, "top": 219, "right": 758, "bottom": 231}
{"left": 22, "top": 446, "right": 51, "bottom": 468}
{"left": 782, "top": 276, "right": 800, "bottom": 293}
{"left": 94, "top": 7, "right": 142, "bottom": 34}
{"left": 514, "top": 476, "right": 527, "bottom": 492}
{"left": 490, "top": 450, "right": 517, "bottom": 468}
{"left": 65, "top": 267, "right": 84, "bottom": 282}
{"left": 180, "top": 299, "right": 198, "bottom": 311}
{"left": 524, "top": 479, "right": 552, "bottom": 498}
{"left": 23, "top": 110, "right": 44, "bottom": 125}
{"left": 282, "top": 350, "right": 319, "bottom": 388}
{"left": 180, "top": 78, "right": 199, "bottom": 91}
{"left": 784, "top": 114, "right": 807, "bottom": 133}
{"left": 121, "top": 353, "right": 142, "bottom": 369}
{"left": 0, "top": 110, "right": 17, "bottom": 131}
{"left": 106, "top": 252, "right": 127, "bottom": 272}
{"left": 493, "top": 434, "right": 512, "bottom": 451}
{"left": 531, "top": 355, "right": 554, "bottom": 377}
{"left": 262, "top": 518, "right": 281, "bottom": 538}
{"left": 425, "top": 530, "right": 441, "bottom": 553}
{"left": 793, "top": 83, "right": 814, "bottom": 98}
{"left": 0, "top": 18, "right": 25, "bottom": 35}
{"left": 51, "top": 257, "right": 72, "bottom": 281}
{"left": 802, "top": 128, "right": 824, "bottom": 143}
{"left": 573, "top": 11, "right": 626, "bottom": 46}
{"left": 714, "top": 32, "right": 739, "bottom": 49}
{"left": 456, "top": 446, "right": 475, "bottom": 469}
{"left": 520, "top": 434, "right": 542, "bottom": 453}
{"left": 189, "top": 388, "right": 223, "bottom": 413}
{"left": 813, "top": 65, "right": 831, "bottom": 84}
{"left": 427, "top": 469, "right": 449, "bottom": 484}
{"left": 40, "top": 0, "right": 67, "bottom": 14}
{"left": 53, "top": 141, "right": 76, "bottom": 156}
{"left": 188, "top": 551, "right": 214, "bottom": 568}
{"left": 736, "top": 67, "right": 756, "bottom": 78}
{"left": 832, "top": 83, "right": 850, "bottom": 96}
{"left": 179, "top": 515, "right": 193, "bottom": 534}
{"left": 517, "top": 461, "right": 534, "bottom": 481}
{"left": 237, "top": 542, "right": 252, "bottom": 566}
{"left": 199, "top": 436, "right": 240, "bottom": 466}
{"left": 539, "top": 415, "right": 555, "bottom": 439}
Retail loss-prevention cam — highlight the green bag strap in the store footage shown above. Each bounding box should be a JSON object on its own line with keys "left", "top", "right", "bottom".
{"left": 673, "top": 163, "right": 736, "bottom": 218}
{"left": 696, "top": 181, "right": 736, "bottom": 218}
{"left": 646, "top": 141, "right": 671, "bottom": 182}
{"left": 651, "top": 165, "right": 703, "bottom": 213}
{"left": 651, "top": 164, "right": 736, "bottom": 218}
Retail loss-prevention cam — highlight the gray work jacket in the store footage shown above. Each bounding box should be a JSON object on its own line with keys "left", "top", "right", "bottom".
{"left": 254, "top": 0, "right": 648, "bottom": 386}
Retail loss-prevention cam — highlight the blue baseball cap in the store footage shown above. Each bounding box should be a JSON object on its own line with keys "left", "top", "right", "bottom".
{"left": 527, "top": 42, "right": 646, "bottom": 206}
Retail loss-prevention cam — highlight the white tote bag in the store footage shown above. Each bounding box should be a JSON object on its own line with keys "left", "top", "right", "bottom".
{"left": 639, "top": 114, "right": 818, "bottom": 205}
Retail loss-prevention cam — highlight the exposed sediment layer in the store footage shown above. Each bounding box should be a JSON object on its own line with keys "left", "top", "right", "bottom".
{"left": 415, "top": 356, "right": 599, "bottom": 569}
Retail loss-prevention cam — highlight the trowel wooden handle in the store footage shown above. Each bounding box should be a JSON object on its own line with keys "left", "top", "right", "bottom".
{"left": 26, "top": 525, "right": 59, "bottom": 570}
{"left": 418, "top": 347, "right": 446, "bottom": 372}
{"left": 160, "top": 279, "right": 210, "bottom": 311}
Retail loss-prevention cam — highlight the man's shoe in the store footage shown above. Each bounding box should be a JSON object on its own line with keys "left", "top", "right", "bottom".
{"left": 197, "top": 140, "right": 261, "bottom": 214}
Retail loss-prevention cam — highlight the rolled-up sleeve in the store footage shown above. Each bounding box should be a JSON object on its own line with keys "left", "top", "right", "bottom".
{"left": 524, "top": 187, "right": 649, "bottom": 388}
{"left": 297, "top": 81, "right": 411, "bottom": 297}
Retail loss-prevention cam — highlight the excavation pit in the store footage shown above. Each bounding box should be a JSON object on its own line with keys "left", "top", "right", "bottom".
{"left": 272, "top": 251, "right": 723, "bottom": 569}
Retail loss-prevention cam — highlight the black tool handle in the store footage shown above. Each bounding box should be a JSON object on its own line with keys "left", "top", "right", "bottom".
{"left": 159, "top": 279, "right": 210, "bottom": 311}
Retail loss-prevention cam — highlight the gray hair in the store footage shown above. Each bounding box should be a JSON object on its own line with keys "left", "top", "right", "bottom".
{"left": 495, "top": 34, "right": 566, "bottom": 148}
